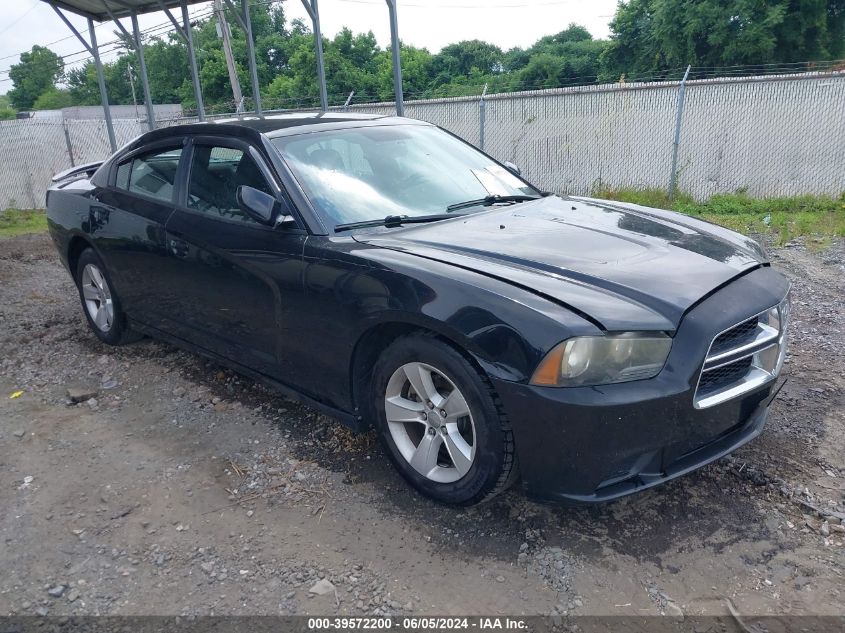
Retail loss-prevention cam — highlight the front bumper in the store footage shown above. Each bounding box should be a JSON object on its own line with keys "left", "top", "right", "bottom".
{"left": 496, "top": 266, "right": 790, "bottom": 504}
{"left": 495, "top": 375, "right": 777, "bottom": 503}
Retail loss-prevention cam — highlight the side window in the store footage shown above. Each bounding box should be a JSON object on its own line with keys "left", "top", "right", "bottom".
{"left": 187, "top": 145, "right": 274, "bottom": 222}
{"left": 114, "top": 147, "right": 182, "bottom": 203}
{"left": 115, "top": 161, "right": 130, "bottom": 189}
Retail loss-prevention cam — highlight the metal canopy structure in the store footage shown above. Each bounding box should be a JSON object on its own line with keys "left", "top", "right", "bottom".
{"left": 40, "top": 0, "right": 406, "bottom": 153}
{"left": 48, "top": 0, "right": 207, "bottom": 22}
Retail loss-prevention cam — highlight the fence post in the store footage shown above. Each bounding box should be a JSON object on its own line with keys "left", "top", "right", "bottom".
{"left": 385, "top": 0, "right": 404, "bottom": 116}
{"left": 669, "top": 65, "right": 691, "bottom": 200}
{"left": 479, "top": 83, "right": 488, "bottom": 151}
{"left": 63, "top": 122, "right": 75, "bottom": 168}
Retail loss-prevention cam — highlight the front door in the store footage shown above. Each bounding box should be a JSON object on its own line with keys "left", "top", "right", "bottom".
{"left": 162, "top": 140, "right": 307, "bottom": 380}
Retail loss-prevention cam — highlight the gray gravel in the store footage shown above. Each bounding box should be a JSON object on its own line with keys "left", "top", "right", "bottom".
{"left": 0, "top": 233, "right": 843, "bottom": 617}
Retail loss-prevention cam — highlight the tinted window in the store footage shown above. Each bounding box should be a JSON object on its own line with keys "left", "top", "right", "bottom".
{"left": 187, "top": 145, "right": 274, "bottom": 222}
{"left": 114, "top": 147, "right": 182, "bottom": 203}
{"left": 115, "top": 161, "right": 130, "bottom": 189}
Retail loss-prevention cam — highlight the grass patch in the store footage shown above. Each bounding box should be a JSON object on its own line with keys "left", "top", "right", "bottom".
{"left": 592, "top": 188, "right": 845, "bottom": 244}
{"left": 0, "top": 208, "right": 48, "bottom": 238}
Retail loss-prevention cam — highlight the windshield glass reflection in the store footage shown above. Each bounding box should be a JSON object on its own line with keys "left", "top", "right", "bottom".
{"left": 272, "top": 124, "right": 537, "bottom": 228}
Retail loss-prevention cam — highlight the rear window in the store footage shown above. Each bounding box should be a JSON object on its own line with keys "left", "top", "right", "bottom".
{"left": 114, "top": 147, "right": 183, "bottom": 203}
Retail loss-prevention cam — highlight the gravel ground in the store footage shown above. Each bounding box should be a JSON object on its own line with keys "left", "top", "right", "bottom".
{"left": 0, "top": 233, "right": 843, "bottom": 618}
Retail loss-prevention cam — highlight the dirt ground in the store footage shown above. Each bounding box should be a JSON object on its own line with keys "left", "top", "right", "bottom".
{"left": 1, "top": 233, "right": 843, "bottom": 619}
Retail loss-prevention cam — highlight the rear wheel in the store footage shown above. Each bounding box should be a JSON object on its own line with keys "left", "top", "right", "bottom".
{"left": 372, "top": 334, "right": 518, "bottom": 505}
{"left": 75, "top": 248, "right": 140, "bottom": 346}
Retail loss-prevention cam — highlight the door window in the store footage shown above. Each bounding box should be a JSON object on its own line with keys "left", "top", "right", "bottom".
{"left": 187, "top": 145, "right": 275, "bottom": 223}
{"left": 114, "top": 147, "right": 183, "bottom": 203}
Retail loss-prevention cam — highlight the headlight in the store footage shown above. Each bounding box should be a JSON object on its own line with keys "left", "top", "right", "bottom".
{"left": 763, "top": 306, "right": 780, "bottom": 330}
{"left": 764, "top": 291, "right": 791, "bottom": 333}
{"left": 531, "top": 333, "right": 672, "bottom": 387}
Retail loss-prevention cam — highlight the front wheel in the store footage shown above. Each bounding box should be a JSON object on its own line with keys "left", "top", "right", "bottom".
{"left": 75, "top": 248, "right": 141, "bottom": 346}
{"left": 372, "top": 334, "right": 518, "bottom": 505}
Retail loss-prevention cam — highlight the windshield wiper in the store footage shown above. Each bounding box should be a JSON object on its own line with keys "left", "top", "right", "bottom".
{"left": 446, "top": 194, "right": 541, "bottom": 212}
{"left": 334, "top": 213, "right": 458, "bottom": 233}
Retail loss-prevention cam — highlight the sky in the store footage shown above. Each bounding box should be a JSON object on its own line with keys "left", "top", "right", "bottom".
{"left": 0, "top": 0, "right": 618, "bottom": 95}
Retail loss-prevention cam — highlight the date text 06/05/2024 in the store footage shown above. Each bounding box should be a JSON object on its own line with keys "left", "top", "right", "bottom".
{"left": 306, "top": 617, "right": 528, "bottom": 630}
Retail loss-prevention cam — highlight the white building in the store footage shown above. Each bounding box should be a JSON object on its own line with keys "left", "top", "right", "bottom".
{"left": 21, "top": 104, "right": 183, "bottom": 122}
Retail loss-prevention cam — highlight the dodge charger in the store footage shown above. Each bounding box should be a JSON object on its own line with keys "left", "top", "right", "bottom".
{"left": 46, "top": 113, "right": 790, "bottom": 505}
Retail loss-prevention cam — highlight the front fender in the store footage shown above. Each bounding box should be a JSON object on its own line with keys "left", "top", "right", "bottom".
{"left": 346, "top": 245, "right": 601, "bottom": 384}
{"left": 297, "top": 237, "right": 599, "bottom": 417}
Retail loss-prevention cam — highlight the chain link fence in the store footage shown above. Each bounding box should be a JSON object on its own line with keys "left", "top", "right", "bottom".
{"left": 1, "top": 70, "right": 843, "bottom": 210}
{"left": 0, "top": 118, "right": 146, "bottom": 209}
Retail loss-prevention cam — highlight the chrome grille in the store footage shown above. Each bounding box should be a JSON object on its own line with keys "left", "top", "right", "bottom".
{"left": 709, "top": 316, "right": 759, "bottom": 357}
{"left": 697, "top": 357, "right": 754, "bottom": 394}
{"left": 694, "top": 295, "right": 790, "bottom": 409}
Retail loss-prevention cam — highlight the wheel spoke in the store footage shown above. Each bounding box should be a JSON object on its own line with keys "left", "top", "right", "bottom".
{"left": 385, "top": 395, "right": 425, "bottom": 424}
{"left": 403, "top": 363, "right": 443, "bottom": 406}
{"left": 442, "top": 425, "right": 473, "bottom": 477}
{"left": 442, "top": 389, "right": 470, "bottom": 419}
{"left": 385, "top": 361, "right": 478, "bottom": 485}
{"left": 409, "top": 433, "right": 442, "bottom": 477}
{"left": 94, "top": 306, "right": 109, "bottom": 329}
{"left": 89, "top": 266, "right": 105, "bottom": 290}
{"left": 82, "top": 284, "right": 99, "bottom": 301}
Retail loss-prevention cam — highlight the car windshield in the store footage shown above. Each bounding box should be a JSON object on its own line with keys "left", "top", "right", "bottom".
{"left": 271, "top": 124, "right": 539, "bottom": 230}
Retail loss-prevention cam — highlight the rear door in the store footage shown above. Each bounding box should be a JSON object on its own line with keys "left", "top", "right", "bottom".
{"left": 162, "top": 136, "right": 307, "bottom": 380}
{"left": 91, "top": 140, "right": 186, "bottom": 328}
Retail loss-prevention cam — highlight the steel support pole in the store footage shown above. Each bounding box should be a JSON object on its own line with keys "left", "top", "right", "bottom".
{"left": 669, "top": 65, "right": 691, "bottom": 200}
{"left": 385, "top": 0, "right": 404, "bottom": 116}
{"left": 50, "top": 4, "right": 116, "bottom": 153}
{"left": 130, "top": 12, "right": 156, "bottom": 131}
{"left": 63, "top": 122, "right": 75, "bottom": 167}
{"left": 241, "top": 0, "right": 263, "bottom": 114}
{"left": 300, "top": 0, "right": 328, "bottom": 111}
{"left": 312, "top": 0, "right": 328, "bottom": 111}
{"left": 88, "top": 18, "right": 117, "bottom": 151}
{"left": 217, "top": 0, "right": 244, "bottom": 111}
{"left": 181, "top": 0, "right": 205, "bottom": 120}
{"left": 479, "top": 83, "right": 487, "bottom": 150}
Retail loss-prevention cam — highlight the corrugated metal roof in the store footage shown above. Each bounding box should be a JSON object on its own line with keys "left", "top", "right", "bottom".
{"left": 45, "top": 0, "right": 210, "bottom": 22}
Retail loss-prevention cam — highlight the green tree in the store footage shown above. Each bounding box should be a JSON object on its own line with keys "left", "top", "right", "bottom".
{"left": 517, "top": 24, "right": 606, "bottom": 87}
{"left": 431, "top": 40, "right": 504, "bottom": 86}
{"left": 601, "top": 0, "right": 845, "bottom": 81}
{"left": 66, "top": 57, "right": 144, "bottom": 107}
{"left": 32, "top": 87, "right": 74, "bottom": 110}
{"left": 0, "top": 94, "right": 16, "bottom": 120}
{"left": 65, "top": 65, "right": 101, "bottom": 106}
{"left": 143, "top": 37, "right": 191, "bottom": 104}
{"left": 8, "top": 45, "right": 64, "bottom": 110}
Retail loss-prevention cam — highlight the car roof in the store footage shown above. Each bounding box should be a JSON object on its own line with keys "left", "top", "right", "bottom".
{"left": 212, "top": 112, "right": 391, "bottom": 133}
{"left": 134, "top": 112, "right": 429, "bottom": 149}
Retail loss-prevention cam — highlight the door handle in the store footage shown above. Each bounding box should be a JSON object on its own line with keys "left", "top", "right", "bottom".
{"left": 169, "top": 238, "right": 189, "bottom": 257}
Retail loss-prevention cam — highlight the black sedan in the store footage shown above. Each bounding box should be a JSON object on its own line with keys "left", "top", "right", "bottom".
{"left": 46, "top": 113, "right": 790, "bottom": 505}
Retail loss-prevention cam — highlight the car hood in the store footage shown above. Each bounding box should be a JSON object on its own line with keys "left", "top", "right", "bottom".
{"left": 352, "top": 195, "right": 768, "bottom": 332}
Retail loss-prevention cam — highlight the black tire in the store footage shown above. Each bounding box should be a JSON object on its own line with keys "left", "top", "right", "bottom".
{"left": 74, "top": 248, "right": 141, "bottom": 346}
{"left": 371, "top": 333, "right": 518, "bottom": 506}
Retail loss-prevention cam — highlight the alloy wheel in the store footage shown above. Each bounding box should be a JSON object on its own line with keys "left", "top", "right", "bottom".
{"left": 384, "top": 361, "right": 476, "bottom": 483}
{"left": 81, "top": 263, "right": 114, "bottom": 332}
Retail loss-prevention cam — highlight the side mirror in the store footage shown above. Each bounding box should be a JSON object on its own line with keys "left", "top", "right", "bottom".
{"left": 236, "top": 185, "right": 294, "bottom": 227}
{"left": 504, "top": 161, "right": 521, "bottom": 176}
